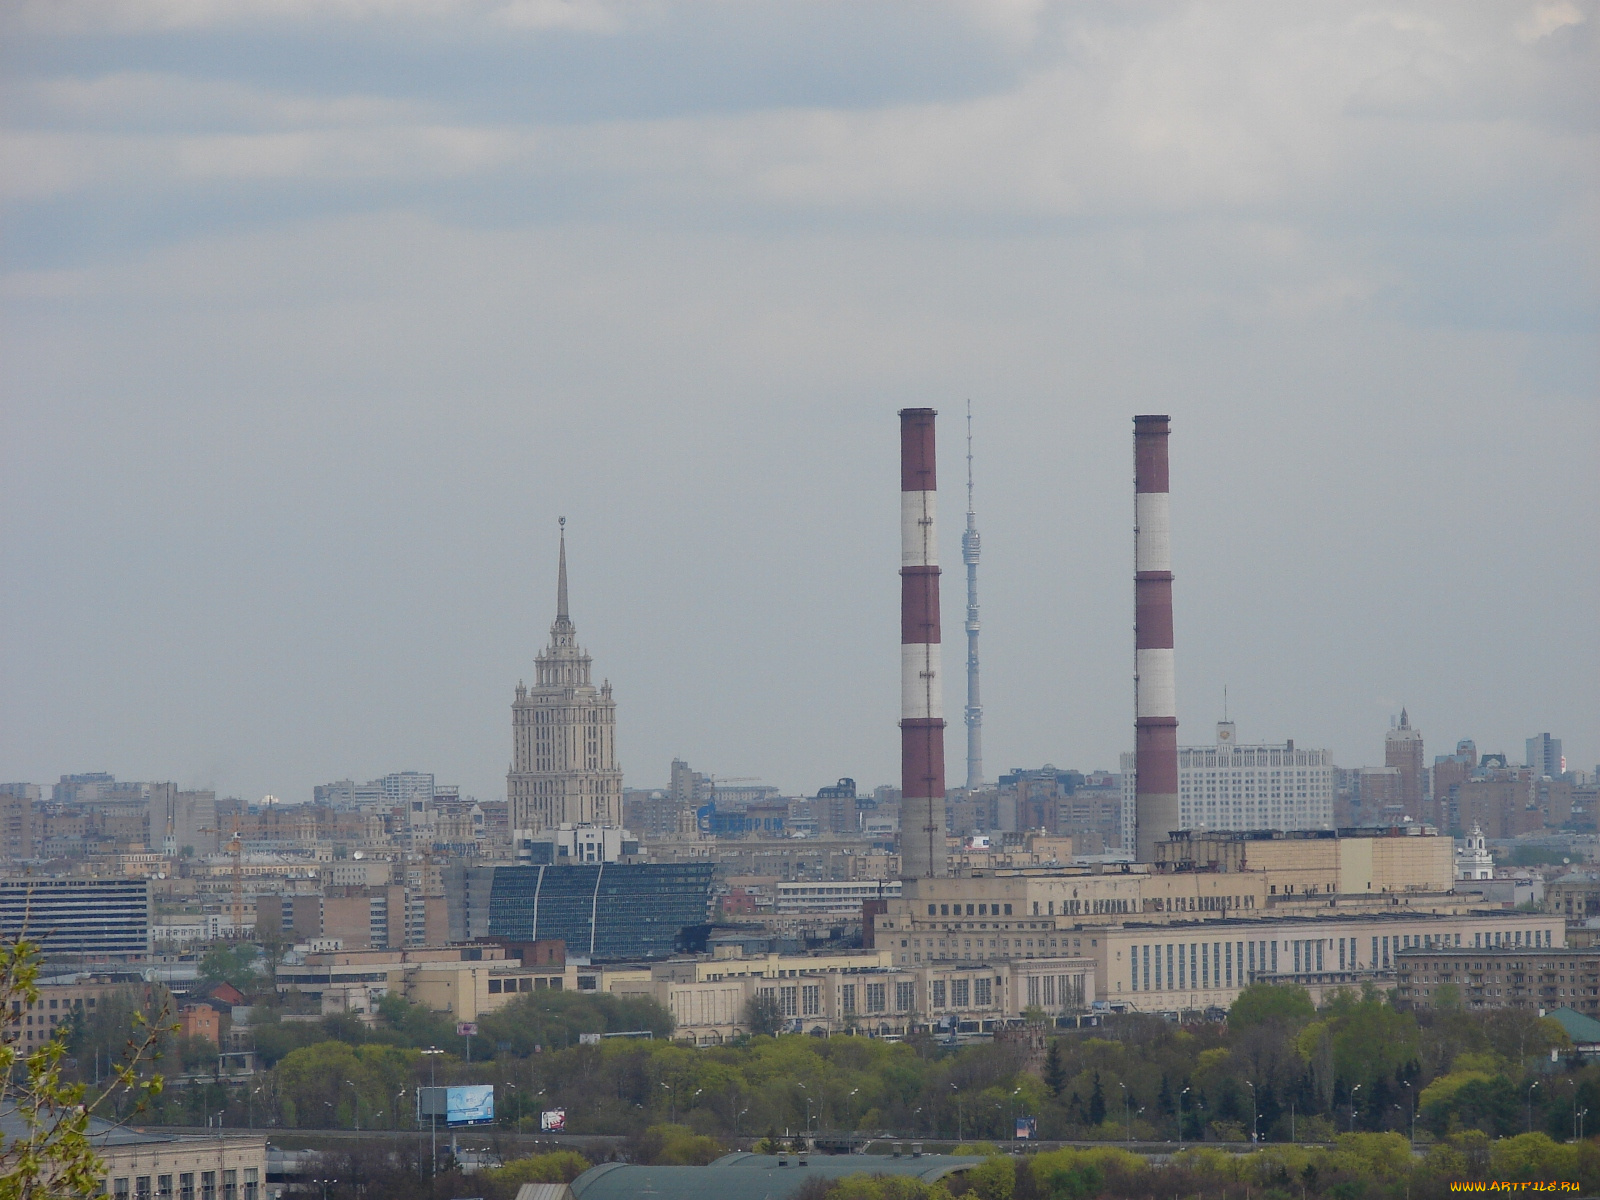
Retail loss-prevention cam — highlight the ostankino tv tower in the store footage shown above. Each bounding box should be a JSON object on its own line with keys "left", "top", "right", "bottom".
{"left": 963, "top": 403, "right": 984, "bottom": 791}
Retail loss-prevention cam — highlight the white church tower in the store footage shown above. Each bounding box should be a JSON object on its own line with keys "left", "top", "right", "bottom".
{"left": 1455, "top": 823, "right": 1494, "bottom": 881}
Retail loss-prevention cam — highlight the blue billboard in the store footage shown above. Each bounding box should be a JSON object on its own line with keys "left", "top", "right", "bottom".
{"left": 446, "top": 1085, "right": 494, "bottom": 1126}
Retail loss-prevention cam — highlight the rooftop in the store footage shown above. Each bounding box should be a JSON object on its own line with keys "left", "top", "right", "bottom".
{"left": 569, "top": 1152, "right": 984, "bottom": 1200}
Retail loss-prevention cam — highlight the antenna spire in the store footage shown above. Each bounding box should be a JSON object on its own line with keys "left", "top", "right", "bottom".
{"left": 966, "top": 399, "right": 974, "bottom": 514}
{"left": 556, "top": 516, "right": 569, "bottom": 621}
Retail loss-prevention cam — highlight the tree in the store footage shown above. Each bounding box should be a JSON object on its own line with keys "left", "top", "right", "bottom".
{"left": 1043, "top": 1042, "right": 1066, "bottom": 1099}
{"left": 1229, "top": 983, "right": 1314, "bottom": 1031}
{"left": 745, "top": 993, "right": 785, "bottom": 1038}
{"left": 198, "top": 942, "right": 260, "bottom": 989}
{"left": 1088, "top": 1072, "right": 1106, "bottom": 1127}
{"left": 1, "top": 931, "right": 169, "bottom": 1198}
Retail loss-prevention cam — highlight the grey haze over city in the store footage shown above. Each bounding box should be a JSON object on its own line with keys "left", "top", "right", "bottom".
{"left": 2, "top": 0, "right": 1595, "bottom": 806}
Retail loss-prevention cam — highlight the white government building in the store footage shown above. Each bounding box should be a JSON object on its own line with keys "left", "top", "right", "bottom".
{"left": 1121, "top": 722, "right": 1335, "bottom": 846}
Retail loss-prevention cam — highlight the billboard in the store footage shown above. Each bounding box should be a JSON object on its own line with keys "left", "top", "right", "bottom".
{"left": 540, "top": 1109, "right": 567, "bottom": 1132}
{"left": 420, "top": 1085, "right": 496, "bottom": 1126}
{"left": 456, "top": 1022, "right": 479, "bottom": 1037}
{"left": 1015, "top": 1117, "right": 1037, "bottom": 1140}
{"left": 446, "top": 1085, "right": 495, "bottom": 1126}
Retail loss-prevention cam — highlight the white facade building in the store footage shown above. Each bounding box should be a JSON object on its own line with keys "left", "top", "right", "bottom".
{"left": 1122, "top": 722, "right": 1334, "bottom": 849}
{"left": 775, "top": 879, "right": 902, "bottom": 917}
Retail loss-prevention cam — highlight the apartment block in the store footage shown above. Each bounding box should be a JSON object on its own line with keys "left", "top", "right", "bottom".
{"left": 1396, "top": 945, "right": 1600, "bottom": 1014}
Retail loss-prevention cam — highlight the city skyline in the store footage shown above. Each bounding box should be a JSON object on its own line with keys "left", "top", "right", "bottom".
{"left": 2, "top": 4, "right": 1594, "bottom": 806}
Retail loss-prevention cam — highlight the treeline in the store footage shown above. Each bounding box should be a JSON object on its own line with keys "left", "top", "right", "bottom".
{"left": 815, "top": 1134, "right": 1600, "bottom": 1200}
{"left": 72, "top": 978, "right": 1600, "bottom": 1151}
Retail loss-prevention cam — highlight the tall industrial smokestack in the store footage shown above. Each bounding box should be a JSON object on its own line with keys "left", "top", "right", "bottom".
{"left": 900, "top": 408, "right": 946, "bottom": 880}
{"left": 1134, "top": 414, "right": 1178, "bottom": 863}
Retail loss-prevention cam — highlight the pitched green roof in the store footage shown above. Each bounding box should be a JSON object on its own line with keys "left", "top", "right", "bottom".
{"left": 1546, "top": 1008, "right": 1600, "bottom": 1044}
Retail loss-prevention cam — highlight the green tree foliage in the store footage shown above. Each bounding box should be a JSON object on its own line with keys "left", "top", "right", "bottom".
{"left": 198, "top": 942, "right": 260, "bottom": 988}
{"left": 1230, "top": 982, "right": 1315, "bottom": 1030}
{"left": 744, "top": 992, "right": 785, "bottom": 1037}
{"left": 476, "top": 1149, "right": 590, "bottom": 1191}
{"left": 1296, "top": 988, "right": 1420, "bottom": 1095}
{"left": 631, "top": 1121, "right": 724, "bottom": 1164}
{"left": 273, "top": 1041, "right": 417, "bottom": 1128}
{"left": 1042, "top": 1041, "right": 1066, "bottom": 1098}
{"left": 474, "top": 988, "right": 673, "bottom": 1054}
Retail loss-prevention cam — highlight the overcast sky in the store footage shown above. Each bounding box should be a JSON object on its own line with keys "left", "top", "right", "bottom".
{"left": 2, "top": 1, "right": 1595, "bottom": 806}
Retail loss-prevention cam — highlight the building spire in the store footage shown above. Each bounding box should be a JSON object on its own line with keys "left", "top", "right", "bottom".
{"left": 963, "top": 400, "right": 984, "bottom": 791}
{"left": 556, "top": 516, "right": 569, "bottom": 621}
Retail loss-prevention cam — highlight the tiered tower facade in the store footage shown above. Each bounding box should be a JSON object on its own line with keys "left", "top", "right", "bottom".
{"left": 508, "top": 521, "right": 622, "bottom": 834}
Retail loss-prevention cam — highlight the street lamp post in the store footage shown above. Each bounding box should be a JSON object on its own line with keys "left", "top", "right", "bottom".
{"left": 345, "top": 1079, "right": 360, "bottom": 1132}
{"left": 950, "top": 1083, "right": 963, "bottom": 1143}
{"left": 1246, "top": 1081, "right": 1258, "bottom": 1144}
{"left": 1179, "top": 1086, "right": 1190, "bottom": 1149}
{"left": 1350, "top": 1084, "right": 1362, "bottom": 1134}
{"left": 1118, "top": 1081, "right": 1131, "bottom": 1143}
{"left": 421, "top": 1046, "right": 445, "bottom": 1176}
{"left": 1528, "top": 1081, "right": 1540, "bottom": 1134}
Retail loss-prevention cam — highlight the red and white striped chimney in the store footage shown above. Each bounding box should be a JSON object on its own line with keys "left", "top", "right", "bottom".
{"left": 899, "top": 408, "right": 946, "bottom": 880}
{"left": 1134, "top": 414, "right": 1179, "bottom": 862}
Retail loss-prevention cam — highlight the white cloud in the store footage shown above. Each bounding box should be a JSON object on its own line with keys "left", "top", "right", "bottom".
{"left": 10, "top": 0, "right": 636, "bottom": 34}
{"left": 7, "top": 73, "right": 429, "bottom": 131}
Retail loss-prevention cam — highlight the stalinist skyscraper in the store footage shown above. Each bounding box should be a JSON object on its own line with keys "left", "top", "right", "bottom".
{"left": 508, "top": 520, "right": 622, "bottom": 834}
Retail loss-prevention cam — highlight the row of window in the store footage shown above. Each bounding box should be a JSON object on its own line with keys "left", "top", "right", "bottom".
{"left": 105, "top": 1169, "right": 257, "bottom": 1200}
{"left": 928, "top": 902, "right": 1013, "bottom": 917}
{"left": 486, "top": 976, "right": 563, "bottom": 994}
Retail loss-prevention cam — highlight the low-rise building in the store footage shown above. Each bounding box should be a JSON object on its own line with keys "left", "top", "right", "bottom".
{"left": 179, "top": 1003, "right": 221, "bottom": 1043}
{"left": 274, "top": 945, "right": 576, "bottom": 1022}
{"left": 580, "top": 948, "right": 1094, "bottom": 1045}
{"left": 775, "top": 879, "right": 900, "bottom": 918}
